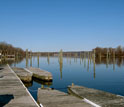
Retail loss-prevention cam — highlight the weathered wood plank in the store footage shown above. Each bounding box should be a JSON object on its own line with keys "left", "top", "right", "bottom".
{"left": 12, "top": 67, "right": 32, "bottom": 82}
{"left": 68, "top": 85, "right": 124, "bottom": 107}
{"left": 37, "top": 88, "right": 92, "bottom": 107}
{"left": 26, "top": 67, "right": 52, "bottom": 81}
{"left": 0, "top": 65, "right": 39, "bottom": 107}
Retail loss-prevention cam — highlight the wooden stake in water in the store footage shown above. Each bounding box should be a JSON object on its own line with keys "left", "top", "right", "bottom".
{"left": 67, "top": 53, "right": 69, "bottom": 64}
{"left": 76, "top": 53, "right": 78, "bottom": 63}
{"left": 87, "top": 52, "right": 89, "bottom": 72}
{"left": 106, "top": 50, "right": 109, "bottom": 68}
{"left": 84, "top": 53, "right": 86, "bottom": 68}
{"left": 70, "top": 53, "right": 71, "bottom": 65}
{"left": 59, "top": 49, "right": 63, "bottom": 79}
{"left": 47, "top": 52, "right": 50, "bottom": 65}
{"left": 99, "top": 52, "right": 101, "bottom": 63}
{"left": 93, "top": 50, "right": 96, "bottom": 79}
{"left": 80, "top": 52, "right": 81, "bottom": 65}
{"left": 113, "top": 50, "right": 115, "bottom": 71}
{"left": 26, "top": 49, "right": 28, "bottom": 68}
{"left": 30, "top": 50, "right": 32, "bottom": 67}
{"left": 37, "top": 52, "right": 40, "bottom": 68}
{"left": 89, "top": 52, "right": 92, "bottom": 64}
{"left": 82, "top": 53, "right": 84, "bottom": 64}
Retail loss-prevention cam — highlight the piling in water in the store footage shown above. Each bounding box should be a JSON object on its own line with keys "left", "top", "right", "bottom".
{"left": 59, "top": 49, "right": 63, "bottom": 79}
{"left": 30, "top": 50, "right": 32, "bottom": 67}
{"left": 106, "top": 50, "right": 109, "bottom": 68}
{"left": 37, "top": 52, "right": 40, "bottom": 68}
{"left": 93, "top": 50, "right": 96, "bottom": 79}
{"left": 26, "top": 49, "right": 28, "bottom": 68}
{"left": 113, "top": 50, "right": 115, "bottom": 71}
{"left": 47, "top": 52, "right": 50, "bottom": 65}
{"left": 87, "top": 52, "right": 89, "bottom": 72}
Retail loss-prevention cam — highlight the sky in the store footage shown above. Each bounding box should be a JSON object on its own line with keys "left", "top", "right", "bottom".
{"left": 0, "top": 0, "right": 124, "bottom": 52}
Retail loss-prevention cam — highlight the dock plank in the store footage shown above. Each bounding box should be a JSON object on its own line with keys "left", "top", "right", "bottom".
{"left": 26, "top": 67, "right": 52, "bottom": 81}
{"left": 68, "top": 85, "right": 124, "bottom": 107}
{"left": 37, "top": 88, "right": 92, "bottom": 107}
{"left": 0, "top": 65, "right": 39, "bottom": 107}
{"left": 12, "top": 67, "right": 32, "bottom": 82}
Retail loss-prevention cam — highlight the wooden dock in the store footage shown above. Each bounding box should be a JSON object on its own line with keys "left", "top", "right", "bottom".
{"left": 37, "top": 88, "right": 92, "bottom": 107}
{"left": 33, "top": 77, "right": 52, "bottom": 86}
{"left": 0, "top": 65, "right": 39, "bottom": 107}
{"left": 12, "top": 67, "right": 32, "bottom": 82}
{"left": 26, "top": 67, "right": 52, "bottom": 81}
{"left": 68, "top": 85, "right": 124, "bottom": 107}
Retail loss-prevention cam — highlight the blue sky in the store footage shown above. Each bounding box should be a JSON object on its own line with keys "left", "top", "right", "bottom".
{"left": 0, "top": 0, "right": 124, "bottom": 52}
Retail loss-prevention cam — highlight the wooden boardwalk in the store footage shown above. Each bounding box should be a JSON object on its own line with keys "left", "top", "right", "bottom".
{"left": 37, "top": 88, "right": 92, "bottom": 107}
{"left": 12, "top": 67, "right": 32, "bottom": 82}
{"left": 68, "top": 85, "right": 124, "bottom": 107}
{"left": 26, "top": 67, "right": 52, "bottom": 81}
{"left": 0, "top": 65, "right": 39, "bottom": 107}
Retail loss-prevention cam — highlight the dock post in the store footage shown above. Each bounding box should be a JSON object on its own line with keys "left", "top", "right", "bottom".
{"left": 93, "top": 50, "right": 96, "bottom": 79}
{"left": 84, "top": 53, "right": 86, "bottom": 68}
{"left": 26, "top": 49, "right": 29, "bottom": 68}
{"left": 80, "top": 52, "right": 81, "bottom": 65}
{"left": 87, "top": 52, "right": 89, "bottom": 72}
{"left": 113, "top": 50, "right": 115, "bottom": 71}
{"left": 47, "top": 52, "right": 50, "bottom": 65}
{"left": 70, "top": 53, "right": 71, "bottom": 65}
{"left": 30, "top": 50, "right": 32, "bottom": 67}
{"left": 106, "top": 49, "right": 109, "bottom": 68}
{"left": 82, "top": 53, "right": 84, "bottom": 64}
{"left": 37, "top": 52, "right": 40, "bottom": 68}
{"left": 99, "top": 52, "right": 101, "bottom": 63}
{"left": 59, "top": 49, "right": 63, "bottom": 79}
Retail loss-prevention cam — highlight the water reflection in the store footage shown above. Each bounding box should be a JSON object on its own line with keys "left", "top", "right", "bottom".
{"left": 9, "top": 55, "right": 124, "bottom": 101}
{"left": 33, "top": 78, "right": 52, "bottom": 86}
{"left": 24, "top": 82, "right": 33, "bottom": 88}
{"left": 37, "top": 53, "right": 39, "bottom": 68}
{"left": 23, "top": 78, "right": 52, "bottom": 88}
{"left": 0, "top": 57, "right": 24, "bottom": 66}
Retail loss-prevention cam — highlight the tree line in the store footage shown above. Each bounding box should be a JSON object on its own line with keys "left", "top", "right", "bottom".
{"left": 0, "top": 42, "right": 25, "bottom": 57}
{"left": 0, "top": 42, "right": 124, "bottom": 58}
{"left": 93, "top": 46, "right": 124, "bottom": 58}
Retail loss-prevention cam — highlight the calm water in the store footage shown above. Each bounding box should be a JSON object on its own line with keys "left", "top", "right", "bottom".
{"left": 10, "top": 56, "right": 124, "bottom": 101}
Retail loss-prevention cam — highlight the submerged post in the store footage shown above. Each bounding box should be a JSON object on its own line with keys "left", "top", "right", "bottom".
{"left": 87, "top": 52, "right": 89, "bottom": 72}
{"left": 59, "top": 49, "right": 63, "bottom": 79}
{"left": 106, "top": 49, "right": 109, "bottom": 68}
{"left": 37, "top": 52, "right": 40, "bottom": 68}
{"left": 93, "top": 49, "right": 96, "bottom": 79}
{"left": 113, "top": 50, "right": 115, "bottom": 71}
{"left": 47, "top": 52, "right": 50, "bottom": 65}
{"left": 84, "top": 53, "right": 86, "bottom": 68}
{"left": 30, "top": 50, "right": 32, "bottom": 67}
{"left": 80, "top": 52, "right": 82, "bottom": 65}
{"left": 26, "top": 49, "right": 28, "bottom": 68}
{"left": 70, "top": 53, "right": 71, "bottom": 65}
{"left": 99, "top": 52, "right": 101, "bottom": 63}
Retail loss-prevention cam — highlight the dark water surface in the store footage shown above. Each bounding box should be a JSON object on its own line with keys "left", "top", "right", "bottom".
{"left": 9, "top": 56, "right": 124, "bottom": 101}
